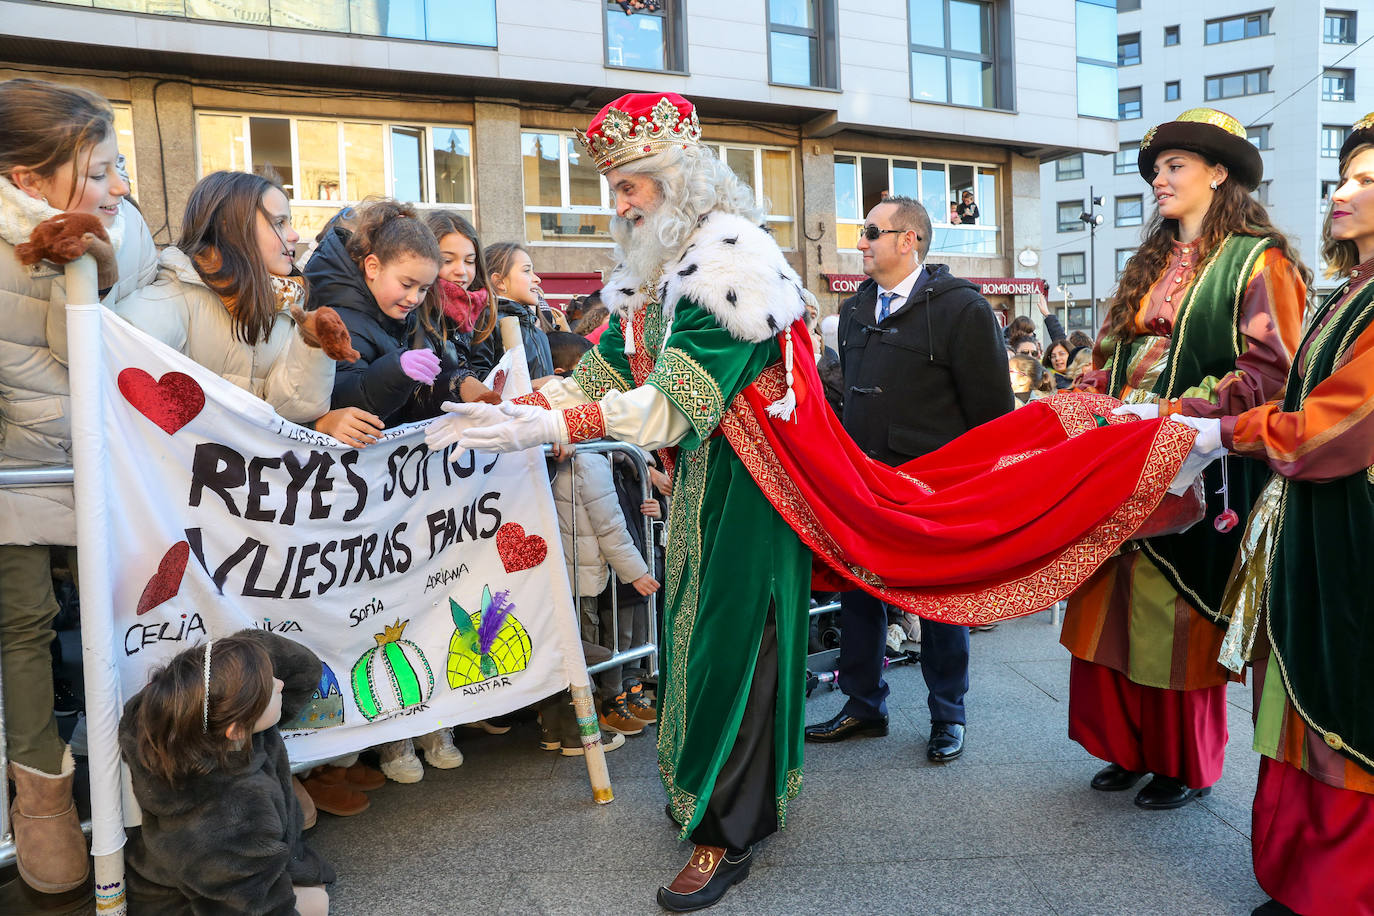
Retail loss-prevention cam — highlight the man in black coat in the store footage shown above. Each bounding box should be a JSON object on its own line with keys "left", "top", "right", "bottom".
{"left": 804, "top": 195, "right": 1012, "bottom": 762}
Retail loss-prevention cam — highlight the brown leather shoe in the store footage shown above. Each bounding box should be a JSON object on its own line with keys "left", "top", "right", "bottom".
{"left": 656, "top": 844, "right": 752, "bottom": 912}
{"left": 9, "top": 748, "right": 89, "bottom": 894}
{"left": 300, "top": 771, "right": 370, "bottom": 817}
{"left": 291, "top": 776, "right": 318, "bottom": 829}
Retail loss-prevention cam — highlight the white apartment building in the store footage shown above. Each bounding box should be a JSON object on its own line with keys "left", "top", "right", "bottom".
{"left": 1041, "top": 2, "right": 1374, "bottom": 334}
{"left": 1, "top": 0, "right": 1117, "bottom": 318}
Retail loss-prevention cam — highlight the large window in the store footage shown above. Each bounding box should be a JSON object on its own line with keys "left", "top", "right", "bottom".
{"left": 1247, "top": 124, "right": 1272, "bottom": 149}
{"left": 1059, "top": 252, "right": 1086, "bottom": 286}
{"left": 1114, "top": 141, "right": 1139, "bottom": 175}
{"left": 111, "top": 103, "right": 138, "bottom": 200}
{"left": 1323, "top": 69, "right": 1355, "bottom": 102}
{"left": 769, "top": 0, "right": 837, "bottom": 88}
{"left": 1119, "top": 87, "right": 1142, "bottom": 120}
{"left": 1056, "top": 154, "right": 1084, "bottom": 181}
{"left": 1322, "top": 125, "right": 1352, "bottom": 158}
{"left": 1204, "top": 11, "right": 1270, "bottom": 44}
{"left": 52, "top": 0, "right": 497, "bottom": 45}
{"left": 1117, "top": 32, "right": 1140, "bottom": 66}
{"left": 1075, "top": 0, "right": 1118, "bottom": 119}
{"left": 1325, "top": 10, "right": 1357, "bottom": 44}
{"left": 1205, "top": 68, "right": 1270, "bottom": 101}
{"left": 908, "top": 0, "right": 1001, "bottom": 109}
{"left": 1115, "top": 194, "right": 1143, "bottom": 227}
{"left": 524, "top": 136, "right": 795, "bottom": 246}
{"left": 834, "top": 153, "right": 999, "bottom": 255}
{"left": 605, "top": 1, "right": 684, "bottom": 72}
{"left": 195, "top": 112, "right": 472, "bottom": 237}
{"left": 1057, "top": 200, "right": 1084, "bottom": 233}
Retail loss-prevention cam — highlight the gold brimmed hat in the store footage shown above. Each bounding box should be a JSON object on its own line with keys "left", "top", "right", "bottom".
{"left": 1339, "top": 112, "right": 1374, "bottom": 164}
{"left": 575, "top": 92, "right": 701, "bottom": 174}
{"left": 1137, "top": 108, "right": 1263, "bottom": 190}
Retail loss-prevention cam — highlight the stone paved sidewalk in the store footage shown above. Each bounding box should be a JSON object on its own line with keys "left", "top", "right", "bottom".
{"left": 307, "top": 609, "right": 1265, "bottom": 915}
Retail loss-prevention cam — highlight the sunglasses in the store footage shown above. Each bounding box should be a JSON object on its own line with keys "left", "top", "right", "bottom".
{"left": 860, "top": 225, "right": 921, "bottom": 242}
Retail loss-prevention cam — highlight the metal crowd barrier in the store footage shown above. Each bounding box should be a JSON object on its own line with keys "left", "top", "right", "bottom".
{"left": 0, "top": 465, "right": 82, "bottom": 870}
{"left": 552, "top": 441, "right": 661, "bottom": 683}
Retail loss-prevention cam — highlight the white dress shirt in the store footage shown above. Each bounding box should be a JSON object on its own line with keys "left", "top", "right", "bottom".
{"left": 876, "top": 263, "right": 925, "bottom": 321}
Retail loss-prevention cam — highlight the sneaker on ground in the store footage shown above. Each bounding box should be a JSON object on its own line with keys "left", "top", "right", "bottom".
{"left": 378, "top": 738, "right": 424, "bottom": 783}
{"left": 414, "top": 728, "right": 465, "bottom": 769}
{"left": 538, "top": 712, "right": 561, "bottom": 751}
{"left": 560, "top": 730, "right": 626, "bottom": 757}
{"left": 600, "top": 696, "right": 646, "bottom": 736}
{"left": 462, "top": 719, "right": 512, "bottom": 735}
{"left": 53, "top": 677, "right": 81, "bottom": 717}
{"left": 622, "top": 679, "right": 657, "bottom": 722}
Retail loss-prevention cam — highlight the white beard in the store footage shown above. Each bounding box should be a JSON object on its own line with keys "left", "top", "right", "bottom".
{"left": 610, "top": 206, "right": 680, "bottom": 286}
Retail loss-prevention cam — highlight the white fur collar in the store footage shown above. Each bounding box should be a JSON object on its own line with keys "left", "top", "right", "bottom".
{"left": 602, "top": 211, "right": 807, "bottom": 344}
{"left": 0, "top": 174, "right": 126, "bottom": 255}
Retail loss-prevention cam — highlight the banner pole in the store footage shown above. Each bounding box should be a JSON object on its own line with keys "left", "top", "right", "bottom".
{"left": 65, "top": 258, "right": 127, "bottom": 914}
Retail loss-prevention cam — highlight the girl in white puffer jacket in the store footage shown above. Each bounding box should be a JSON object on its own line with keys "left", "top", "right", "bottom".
{"left": 0, "top": 77, "right": 158, "bottom": 898}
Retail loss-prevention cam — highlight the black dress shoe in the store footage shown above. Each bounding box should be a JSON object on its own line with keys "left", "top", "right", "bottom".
{"left": 657, "top": 845, "right": 752, "bottom": 912}
{"left": 926, "top": 722, "right": 965, "bottom": 762}
{"left": 1090, "top": 762, "right": 1147, "bottom": 792}
{"left": 804, "top": 712, "right": 888, "bottom": 742}
{"left": 1133, "top": 775, "right": 1211, "bottom": 809}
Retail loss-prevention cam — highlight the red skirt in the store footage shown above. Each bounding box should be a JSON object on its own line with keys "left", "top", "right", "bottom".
{"left": 1252, "top": 756, "right": 1374, "bottom": 916}
{"left": 1067, "top": 657, "right": 1227, "bottom": 787}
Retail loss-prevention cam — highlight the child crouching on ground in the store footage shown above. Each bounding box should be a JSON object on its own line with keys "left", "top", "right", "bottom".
{"left": 118, "top": 630, "right": 333, "bottom": 915}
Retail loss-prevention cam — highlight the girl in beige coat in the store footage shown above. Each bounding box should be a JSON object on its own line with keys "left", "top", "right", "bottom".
{"left": 0, "top": 77, "right": 158, "bottom": 899}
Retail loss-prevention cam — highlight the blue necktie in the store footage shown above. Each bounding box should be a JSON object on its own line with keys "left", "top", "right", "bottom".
{"left": 878, "top": 292, "right": 897, "bottom": 322}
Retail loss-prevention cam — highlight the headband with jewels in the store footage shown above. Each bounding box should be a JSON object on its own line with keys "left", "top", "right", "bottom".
{"left": 1137, "top": 107, "right": 1263, "bottom": 190}
{"left": 1339, "top": 111, "right": 1374, "bottom": 165}
{"left": 575, "top": 92, "right": 702, "bottom": 174}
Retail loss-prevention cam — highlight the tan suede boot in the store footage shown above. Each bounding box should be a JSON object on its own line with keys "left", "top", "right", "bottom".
{"left": 9, "top": 746, "right": 89, "bottom": 894}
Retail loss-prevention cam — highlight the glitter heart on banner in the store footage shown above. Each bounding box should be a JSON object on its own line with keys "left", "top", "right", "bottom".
{"left": 495, "top": 522, "right": 547, "bottom": 573}
{"left": 117, "top": 368, "right": 205, "bottom": 435}
{"left": 135, "top": 540, "right": 190, "bottom": 615}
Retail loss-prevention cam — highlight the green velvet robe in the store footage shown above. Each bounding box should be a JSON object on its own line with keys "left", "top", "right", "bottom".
{"left": 573, "top": 295, "right": 812, "bottom": 837}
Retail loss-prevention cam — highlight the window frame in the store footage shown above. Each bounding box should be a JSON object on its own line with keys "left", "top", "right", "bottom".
{"left": 1114, "top": 141, "right": 1140, "bottom": 175}
{"left": 1164, "top": 80, "right": 1180, "bottom": 102}
{"left": 603, "top": 1, "right": 688, "bottom": 74}
{"left": 1247, "top": 124, "right": 1272, "bottom": 150}
{"left": 1324, "top": 10, "right": 1357, "bottom": 44}
{"left": 1117, "top": 32, "right": 1141, "bottom": 66}
{"left": 1322, "top": 68, "right": 1355, "bottom": 102}
{"left": 767, "top": 0, "right": 839, "bottom": 89}
{"left": 1058, "top": 251, "right": 1087, "bottom": 286}
{"left": 1058, "top": 199, "right": 1085, "bottom": 233}
{"left": 1114, "top": 194, "right": 1144, "bottom": 227}
{"left": 1321, "top": 125, "right": 1352, "bottom": 159}
{"left": 1075, "top": 0, "right": 1118, "bottom": 120}
{"left": 1203, "top": 10, "right": 1272, "bottom": 45}
{"left": 834, "top": 150, "right": 1002, "bottom": 256}
{"left": 1163, "top": 24, "right": 1180, "bottom": 45}
{"left": 193, "top": 110, "right": 474, "bottom": 236}
{"left": 1204, "top": 67, "right": 1271, "bottom": 101}
{"left": 1056, "top": 153, "right": 1085, "bottom": 181}
{"left": 1118, "top": 86, "right": 1142, "bottom": 120}
{"left": 1114, "top": 247, "right": 1133, "bottom": 278}
{"left": 907, "top": 0, "right": 1008, "bottom": 111}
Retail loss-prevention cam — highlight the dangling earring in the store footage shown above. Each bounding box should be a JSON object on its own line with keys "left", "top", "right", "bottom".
{"left": 1209, "top": 181, "right": 1218, "bottom": 190}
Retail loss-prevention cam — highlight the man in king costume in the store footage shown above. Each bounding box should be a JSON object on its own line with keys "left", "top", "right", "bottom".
{"left": 429, "top": 92, "right": 1227, "bottom": 912}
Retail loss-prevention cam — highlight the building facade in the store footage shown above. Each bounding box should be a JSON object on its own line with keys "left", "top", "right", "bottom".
{"left": 2, "top": 0, "right": 1116, "bottom": 319}
{"left": 1042, "top": 1, "right": 1374, "bottom": 335}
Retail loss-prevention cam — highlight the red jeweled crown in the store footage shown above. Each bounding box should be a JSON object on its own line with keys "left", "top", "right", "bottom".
{"left": 575, "top": 92, "right": 701, "bottom": 174}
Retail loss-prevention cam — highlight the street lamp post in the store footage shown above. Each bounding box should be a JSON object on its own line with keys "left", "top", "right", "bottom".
{"left": 1079, "top": 187, "right": 1105, "bottom": 328}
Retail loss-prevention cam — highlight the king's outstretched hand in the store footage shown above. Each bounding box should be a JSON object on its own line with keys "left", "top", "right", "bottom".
{"left": 426, "top": 401, "right": 568, "bottom": 454}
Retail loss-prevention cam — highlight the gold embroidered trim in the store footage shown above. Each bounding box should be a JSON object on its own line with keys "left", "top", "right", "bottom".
{"left": 572, "top": 347, "right": 631, "bottom": 401}
{"left": 648, "top": 347, "right": 725, "bottom": 443}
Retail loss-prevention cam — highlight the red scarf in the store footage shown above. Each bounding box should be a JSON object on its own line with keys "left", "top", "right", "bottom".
{"left": 439, "top": 279, "right": 488, "bottom": 333}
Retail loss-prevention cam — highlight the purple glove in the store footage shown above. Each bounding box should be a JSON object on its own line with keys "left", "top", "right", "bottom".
{"left": 399, "top": 348, "right": 441, "bottom": 384}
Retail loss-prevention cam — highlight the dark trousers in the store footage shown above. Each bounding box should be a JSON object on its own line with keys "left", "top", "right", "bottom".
{"left": 837, "top": 589, "right": 969, "bottom": 725}
{"left": 692, "top": 607, "right": 778, "bottom": 852}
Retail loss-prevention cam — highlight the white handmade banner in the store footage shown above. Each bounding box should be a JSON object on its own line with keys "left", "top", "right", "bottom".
{"left": 91, "top": 312, "right": 580, "bottom": 775}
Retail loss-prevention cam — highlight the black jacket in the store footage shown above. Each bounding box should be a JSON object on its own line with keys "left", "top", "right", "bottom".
{"left": 120, "top": 631, "right": 333, "bottom": 915}
{"left": 305, "top": 226, "right": 421, "bottom": 424}
{"left": 494, "top": 298, "right": 555, "bottom": 381}
{"left": 838, "top": 264, "right": 1013, "bottom": 466}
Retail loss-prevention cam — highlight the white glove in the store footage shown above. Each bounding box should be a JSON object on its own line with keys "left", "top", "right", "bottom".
{"left": 456, "top": 402, "right": 568, "bottom": 453}
{"left": 1166, "top": 414, "right": 1227, "bottom": 495}
{"left": 424, "top": 401, "right": 508, "bottom": 452}
{"left": 1111, "top": 403, "right": 1159, "bottom": 420}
